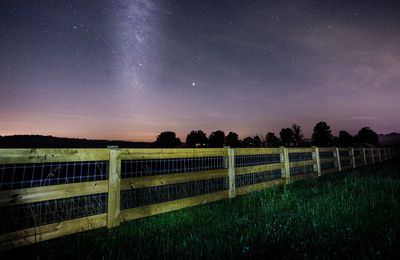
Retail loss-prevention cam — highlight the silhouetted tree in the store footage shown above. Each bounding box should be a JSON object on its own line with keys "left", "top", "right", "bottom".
{"left": 280, "top": 128, "right": 294, "bottom": 147}
{"left": 185, "top": 130, "right": 208, "bottom": 147}
{"left": 153, "top": 131, "right": 181, "bottom": 148}
{"left": 266, "top": 132, "right": 280, "bottom": 147}
{"left": 338, "top": 130, "right": 354, "bottom": 147}
{"left": 292, "top": 124, "right": 303, "bottom": 147}
{"left": 312, "top": 122, "right": 333, "bottom": 147}
{"left": 357, "top": 127, "right": 379, "bottom": 146}
{"left": 208, "top": 130, "right": 225, "bottom": 148}
{"left": 253, "top": 135, "right": 262, "bottom": 147}
{"left": 225, "top": 132, "right": 240, "bottom": 147}
{"left": 242, "top": 137, "right": 254, "bottom": 147}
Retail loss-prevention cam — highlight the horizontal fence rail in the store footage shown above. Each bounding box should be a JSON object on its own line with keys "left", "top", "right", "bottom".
{"left": 0, "top": 146, "right": 399, "bottom": 250}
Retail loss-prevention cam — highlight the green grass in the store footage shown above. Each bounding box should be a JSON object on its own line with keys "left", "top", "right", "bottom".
{"left": 3, "top": 161, "right": 400, "bottom": 259}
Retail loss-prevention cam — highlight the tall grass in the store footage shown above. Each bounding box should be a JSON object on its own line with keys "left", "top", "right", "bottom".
{"left": 3, "top": 161, "right": 400, "bottom": 259}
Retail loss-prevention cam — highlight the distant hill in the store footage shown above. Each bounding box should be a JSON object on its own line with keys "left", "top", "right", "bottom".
{"left": 0, "top": 135, "right": 152, "bottom": 148}
{"left": 378, "top": 133, "right": 400, "bottom": 147}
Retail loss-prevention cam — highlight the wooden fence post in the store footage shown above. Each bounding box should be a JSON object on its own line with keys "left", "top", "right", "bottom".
{"left": 335, "top": 147, "right": 341, "bottom": 172}
{"left": 313, "top": 146, "right": 321, "bottom": 176}
{"left": 281, "top": 146, "right": 290, "bottom": 184}
{"left": 227, "top": 147, "right": 236, "bottom": 198}
{"left": 371, "top": 148, "right": 375, "bottom": 164}
{"left": 362, "top": 148, "right": 367, "bottom": 165}
{"left": 378, "top": 148, "right": 382, "bottom": 163}
{"left": 107, "top": 146, "right": 121, "bottom": 228}
{"left": 351, "top": 147, "right": 356, "bottom": 169}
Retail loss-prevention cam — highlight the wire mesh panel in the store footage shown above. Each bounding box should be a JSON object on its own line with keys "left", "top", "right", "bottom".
{"left": 0, "top": 161, "right": 108, "bottom": 191}
{"left": 235, "top": 154, "right": 281, "bottom": 167}
{"left": 121, "top": 178, "right": 228, "bottom": 209}
{"left": 321, "top": 161, "right": 336, "bottom": 170}
{"left": 319, "top": 151, "right": 335, "bottom": 159}
{"left": 355, "top": 157, "right": 364, "bottom": 165}
{"left": 288, "top": 152, "right": 313, "bottom": 162}
{"left": 121, "top": 157, "right": 224, "bottom": 178}
{"left": 290, "top": 165, "right": 315, "bottom": 176}
{"left": 0, "top": 193, "right": 107, "bottom": 234}
{"left": 339, "top": 150, "right": 350, "bottom": 157}
{"left": 235, "top": 170, "right": 282, "bottom": 187}
{"left": 354, "top": 150, "right": 361, "bottom": 156}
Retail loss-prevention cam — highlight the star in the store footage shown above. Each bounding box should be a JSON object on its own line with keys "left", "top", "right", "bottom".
{"left": 192, "top": 82, "right": 196, "bottom": 87}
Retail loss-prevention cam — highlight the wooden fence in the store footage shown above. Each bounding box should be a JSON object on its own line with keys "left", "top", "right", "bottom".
{"left": 0, "top": 146, "right": 398, "bottom": 250}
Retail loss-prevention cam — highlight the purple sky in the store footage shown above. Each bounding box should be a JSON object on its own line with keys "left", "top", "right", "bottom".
{"left": 1, "top": 1, "right": 399, "bottom": 141}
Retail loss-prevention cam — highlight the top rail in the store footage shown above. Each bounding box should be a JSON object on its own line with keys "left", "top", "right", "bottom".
{"left": 119, "top": 148, "right": 227, "bottom": 160}
{"left": 234, "top": 148, "right": 282, "bottom": 156}
{"left": 0, "top": 149, "right": 109, "bottom": 164}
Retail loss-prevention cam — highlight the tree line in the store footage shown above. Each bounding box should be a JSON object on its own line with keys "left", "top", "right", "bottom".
{"left": 153, "top": 122, "right": 379, "bottom": 148}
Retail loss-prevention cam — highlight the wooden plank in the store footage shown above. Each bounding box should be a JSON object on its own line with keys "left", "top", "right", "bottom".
{"left": 119, "top": 148, "right": 227, "bottom": 160}
{"left": 0, "top": 149, "right": 109, "bottom": 164}
{"left": 0, "top": 180, "right": 108, "bottom": 207}
{"left": 290, "top": 172, "right": 316, "bottom": 182}
{"left": 120, "top": 169, "right": 228, "bottom": 190}
{"left": 234, "top": 148, "right": 281, "bottom": 156}
{"left": 120, "top": 190, "right": 229, "bottom": 222}
{"left": 320, "top": 158, "right": 336, "bottom": 163}
{"left": 319, "top": 147, "right": 336, "bottom": 152}
{"left": 289, "top": 160, "right": 316, "bottom": 167}
{"left": 0, "top": 213, "right": 107, "bottom": 251}
{"left": 107, "top": 148, "right": 121, "bottom": 228}
{"left": 227, "top": 148, "right": 236, "bottom": 198}
{"left": 236, "top": 179, "right": 285, "bottom": 196}
{"left": 235, "top": 163, "right": 284, "bottom": 176}
{"left": 321, "top": 168, "right": 338, "bottom": 175}
{"left": 287, "top": 148, "right": 315, "bottom": 153}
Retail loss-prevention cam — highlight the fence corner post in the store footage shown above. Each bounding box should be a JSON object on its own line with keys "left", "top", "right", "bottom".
{"left": 313, "top": 146, "right": 321, "bottom": 176}
{"left": 351, "top": 147, "right": 356, "bottom": 169}
{"left": 280, "top": 146, "right": 290, "bottom": 184}
{"left": 107, "top": 146, "right": 121, "bottom": 228}
{"left": 225, "top": 146, "right": 236, "bottom": 198}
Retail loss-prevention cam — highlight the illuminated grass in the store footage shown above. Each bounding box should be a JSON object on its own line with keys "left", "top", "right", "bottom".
{"left": 3, "top": 161, "right": 400, "bottom": 259}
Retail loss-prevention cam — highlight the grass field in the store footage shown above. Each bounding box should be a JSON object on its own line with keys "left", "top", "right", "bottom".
{"left": 3, "top": 160, "right": 400, "bottom": 259}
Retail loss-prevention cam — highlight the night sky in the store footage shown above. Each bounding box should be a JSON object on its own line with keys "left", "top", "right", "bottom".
{"left": 1, "top": 0, "right": 399, "bottom": 141}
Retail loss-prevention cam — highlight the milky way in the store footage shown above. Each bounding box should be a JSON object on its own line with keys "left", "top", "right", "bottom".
{"left": 1, "top": 0, "right": 399, "bottom": 141}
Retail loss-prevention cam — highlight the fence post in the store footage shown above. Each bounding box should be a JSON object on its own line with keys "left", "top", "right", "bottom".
{"left": 313, "top": 146, "right": 321, "bottom": 176}
{"left": 107, "top": 146, "right": 121, "bottom": 228}
{"left": 371, "top": 148, "right": 375, "bottom": 164}
{"left": 384, "top": 148, "right": 387, "bottom": 161}
{"left": 351, "top": 147, "right": 356, "bottom": 169}
{"left": 281, "top": 146, "right": 290, "bottom": 184}
{"left": 227, "top": 147, "right": 236, "bottom": 198}
{"left": 378, "top": 148, "right": 382, "bottom": 163}
{"left": 335, "top": 147, "right": 341, "bottom": 172}
{"left": 362, "top": 148, "right": 367, "bottom": 165}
